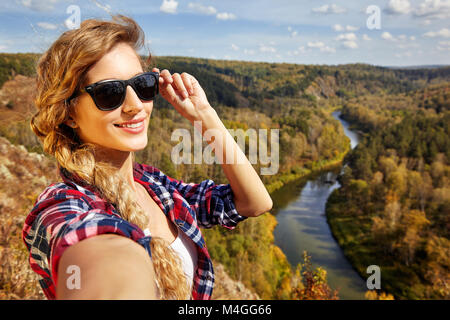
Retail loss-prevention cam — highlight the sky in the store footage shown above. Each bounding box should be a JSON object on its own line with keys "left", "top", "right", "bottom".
{"left": 0, "top": 0, "right": 449, "bottom": 67}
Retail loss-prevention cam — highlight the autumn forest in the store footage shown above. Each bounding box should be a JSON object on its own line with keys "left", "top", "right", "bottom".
{"left": 0, "top": 52, "right": 448, "bottom": 300}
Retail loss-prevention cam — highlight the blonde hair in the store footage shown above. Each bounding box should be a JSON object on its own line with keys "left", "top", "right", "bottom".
{"left": 30, "top": 14, "right": 191, "bottom": 299}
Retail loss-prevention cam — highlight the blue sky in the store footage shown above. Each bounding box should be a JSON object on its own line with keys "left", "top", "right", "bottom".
{"left": 0, "top": 0, "right": 449, "bottom": 66}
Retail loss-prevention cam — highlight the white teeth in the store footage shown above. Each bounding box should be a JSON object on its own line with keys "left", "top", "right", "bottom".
{"left": 117, "top": 121, "right": 143, "bottom": 128}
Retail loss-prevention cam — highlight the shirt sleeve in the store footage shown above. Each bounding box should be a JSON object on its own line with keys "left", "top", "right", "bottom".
{"left": 22, "top": 188, "right": 151, "bottom": 297}
{"left": 154, "top": 168, "right": 248, "bottom": 229}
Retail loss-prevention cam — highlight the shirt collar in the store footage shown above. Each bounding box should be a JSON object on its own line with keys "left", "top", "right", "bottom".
{"left": 59, "top": 163, "right": 145, "bottom": 190}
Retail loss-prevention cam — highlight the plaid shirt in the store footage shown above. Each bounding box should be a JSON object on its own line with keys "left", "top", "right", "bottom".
{"left": 22, "top": 162, "right": 247, "bottom": 300}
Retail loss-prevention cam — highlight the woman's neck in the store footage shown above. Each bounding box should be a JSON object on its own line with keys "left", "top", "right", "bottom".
{"left": 93, "top": 147, "right": 137, "bottom": 192}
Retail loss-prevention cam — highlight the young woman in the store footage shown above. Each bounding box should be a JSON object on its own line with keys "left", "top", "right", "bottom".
{"left": 22, "top": 15, "right": 272, "bottom": 300}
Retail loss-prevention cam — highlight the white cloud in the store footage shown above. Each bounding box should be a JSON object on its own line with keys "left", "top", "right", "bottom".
{"left": 307, "top": 41, "right": 337, "bottom": 52}
{"left": 188, "top": 3, "right": 217, "bottom": 15}
{"left": 20, "top": 0, "right": 58, "bottom": 12}
{"left": 362, "top": 34, "right": 372, "bottom": 41}
{"left": 381, "top": 31, "right": 396, "bottom": 41}
{"left": 187, "top": 3, "right": 235, "bottom": 21}
{"left": 437, "top": 40, "right": 450, "bottom": 51}
{"left": 414, "top": 0, "right": 450, "bottom": 20}
{"left": 345, "top": 25, "right": 359, "bottom": 31}
{"left": 423, "top": 28, "right": 450, "bottom": 38}
{"left": 333, "top": 24, "right": 344, "bottom": 31}
{"left": 343, "top": 41, "right": 358, "bottom": 49}
{"left": 385, "top": 0, "right": 411, "bottom": 15}
{"left": 395, "top": 51, "right": 413, "bottom": 58}
{"left": 160, "top": 0, "right": 178, "bottom": 14}
{"left": 231, "top": 43, "right": 239, "bottom": 51}
{"left": 298, "top": 46, "right": 307, "bottom": 53}
{"left": 312, "top": 4, "right": 346, "bottom": 14}
{"left": 37, "top": 22, "right": 58, "bottom": 30}
{"left": 259, "top": 44, "right": 276, "bottom": 53}
{"left": 333, "top": 24, "right": 358, "bottom": 32}
{"left": 335, "top": 32, "right": 359, "bottom": 49}
{"left": 307, "top": 41, "right": 325, "bottom": 48}
{"left": 243, "top": 49, "right": 255, "bottom": 55}
{"left": 380, "top": 32, "right": 418, "bottom": 47}
{"left": 287, "top": 26, "right": 297, "bottom": 37}
{"left": 320, "top": 46, "right": 336, "bottom": 53}
{"left": 335, "top": 32, "right": 357, "bottom": 41}
{"left": 216, "top": 12, "right": 236, "bottom": 20}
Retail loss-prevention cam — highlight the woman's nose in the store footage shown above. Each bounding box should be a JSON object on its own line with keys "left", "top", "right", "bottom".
{"left": 122, "top": 85, "right": 144, "bottom": 113}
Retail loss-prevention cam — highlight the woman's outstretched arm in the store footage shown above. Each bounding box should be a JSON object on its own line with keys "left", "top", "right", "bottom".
{"left": 56, "top": 234, "right": 158, "bottom": 299}
{"left": 194, "top": 107, "right": 273, "bottom": 217}
{"left": 154, "top": 67, "right": 273, "bottom": 218}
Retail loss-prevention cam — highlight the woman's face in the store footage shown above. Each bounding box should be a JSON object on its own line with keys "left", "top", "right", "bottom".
{"left": 68, "top": 42, "right": 153, "bottom": 155}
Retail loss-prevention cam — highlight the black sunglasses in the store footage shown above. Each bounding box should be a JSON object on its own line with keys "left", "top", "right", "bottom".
{"left": 67, "top": 72, "right": 159, "bottom": 111}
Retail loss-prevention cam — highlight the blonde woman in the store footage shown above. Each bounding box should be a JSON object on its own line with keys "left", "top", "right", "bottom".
{"left": 22, "top": 15, "right": 272, "bottom": 300}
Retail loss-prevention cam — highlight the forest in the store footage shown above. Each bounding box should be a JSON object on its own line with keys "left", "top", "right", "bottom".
{"left": 327, "top": 84, "right": 449, "bottom": 299}
{"left": 0, "top": 52, "right": 448, "bottom": 299}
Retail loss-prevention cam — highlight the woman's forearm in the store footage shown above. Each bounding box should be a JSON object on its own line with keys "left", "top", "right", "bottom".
{"left": 193, "top": 107, "right": 273, "bottom": 217}
{"left": 56, "top": 234, "right": 159, "bottom": 299}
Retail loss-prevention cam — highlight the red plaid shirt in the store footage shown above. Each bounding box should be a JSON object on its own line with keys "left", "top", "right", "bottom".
{"left": 22, "top": 162, "right": 247, "bottom": 300}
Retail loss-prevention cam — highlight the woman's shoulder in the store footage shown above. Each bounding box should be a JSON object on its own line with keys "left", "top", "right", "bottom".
{"left": 35, "top": 180, "right": 102, "bottom": 206}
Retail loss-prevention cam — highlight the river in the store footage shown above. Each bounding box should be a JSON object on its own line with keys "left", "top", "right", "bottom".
{"left": 271, "top": 110, "right": 367, "bottom": 300}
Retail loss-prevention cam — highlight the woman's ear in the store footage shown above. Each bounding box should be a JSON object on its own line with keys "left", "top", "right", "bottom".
{"left": 64, "top": 118, "right": 78, "bottom": 129}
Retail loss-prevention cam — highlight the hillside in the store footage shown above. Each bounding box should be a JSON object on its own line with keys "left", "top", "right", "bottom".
{"left": 327, "top": 84, "right": 450, "bottom": 299}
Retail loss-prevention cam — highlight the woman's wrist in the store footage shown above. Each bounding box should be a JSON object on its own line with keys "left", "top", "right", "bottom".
{"left": 191, "top": 105, "right": 223, "bottom": 134}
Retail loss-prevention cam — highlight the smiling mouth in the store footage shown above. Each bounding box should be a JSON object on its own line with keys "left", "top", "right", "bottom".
{"left": 114, "top": 121, "right": 145, "bottom": 128}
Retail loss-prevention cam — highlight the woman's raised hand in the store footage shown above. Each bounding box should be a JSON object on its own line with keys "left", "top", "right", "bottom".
{"left": 152, "top": 67, "right": 213, "bottom": 123}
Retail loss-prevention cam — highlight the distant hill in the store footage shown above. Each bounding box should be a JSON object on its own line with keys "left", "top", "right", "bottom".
{"left": 384, "top": 65, "right": 449, "bottom": 70}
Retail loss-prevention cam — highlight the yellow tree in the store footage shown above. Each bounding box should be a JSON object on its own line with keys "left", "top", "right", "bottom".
{"left": 398, "top": 209, "right": 430, "bottom": 266}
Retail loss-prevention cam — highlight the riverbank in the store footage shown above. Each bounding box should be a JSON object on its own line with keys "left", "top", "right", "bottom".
{"left": 266, "top": 144, "right": 350, "bottom": 194}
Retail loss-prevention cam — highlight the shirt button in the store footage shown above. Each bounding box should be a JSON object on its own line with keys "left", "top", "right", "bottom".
{"left": 177, "top": 221, "right": 184, "bottom": 227}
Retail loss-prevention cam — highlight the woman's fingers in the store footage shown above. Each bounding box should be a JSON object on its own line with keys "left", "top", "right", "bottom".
{"left": 158, "top": 69, "right": 173, "bottom": 84}
{"left": 154, "top": 68, "right": 198, "bottom": 102}
{"left": 152, "top": 67, "right": 164, "bottom": 85}
{"left": 181, "top": 72, "right": 194, "bottom": 95}
{"left": 172, "top": 73, "right": 189, "bottom": 99}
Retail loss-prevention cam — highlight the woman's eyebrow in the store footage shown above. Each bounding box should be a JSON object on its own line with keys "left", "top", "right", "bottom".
{"left": 95, "top": 71, "right": 144, "bottom": 83}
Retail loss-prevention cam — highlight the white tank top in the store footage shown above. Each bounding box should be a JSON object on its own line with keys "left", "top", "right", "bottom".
{"left": 169, "top": 228, "right": 198, "bottom": 290}
{"left": 143, "top": 227, "right": 198, "bottom": 291}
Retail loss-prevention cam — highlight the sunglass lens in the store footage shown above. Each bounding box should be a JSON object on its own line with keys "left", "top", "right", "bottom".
{"left": 134, "top": 74, "right": 157, "bottom": 100}
{"left": 94, "top": 82, "right": 125, "bottom": 110}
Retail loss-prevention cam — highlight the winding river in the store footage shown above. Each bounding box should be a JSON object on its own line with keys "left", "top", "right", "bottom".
{"left": 272, "top": 110, "right": 367, "bottom": 300}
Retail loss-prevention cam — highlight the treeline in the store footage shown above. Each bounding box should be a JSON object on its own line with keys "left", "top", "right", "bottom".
{"left": 0, "top": 53, "right": 39, "bottom": 88}
{"left": 327, "top": 88, "right": 450, "bottom": 299}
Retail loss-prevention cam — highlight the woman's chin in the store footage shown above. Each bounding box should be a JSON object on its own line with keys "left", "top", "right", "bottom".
{"left": 121, "top": 140, "right": 148, "bottom": 152}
